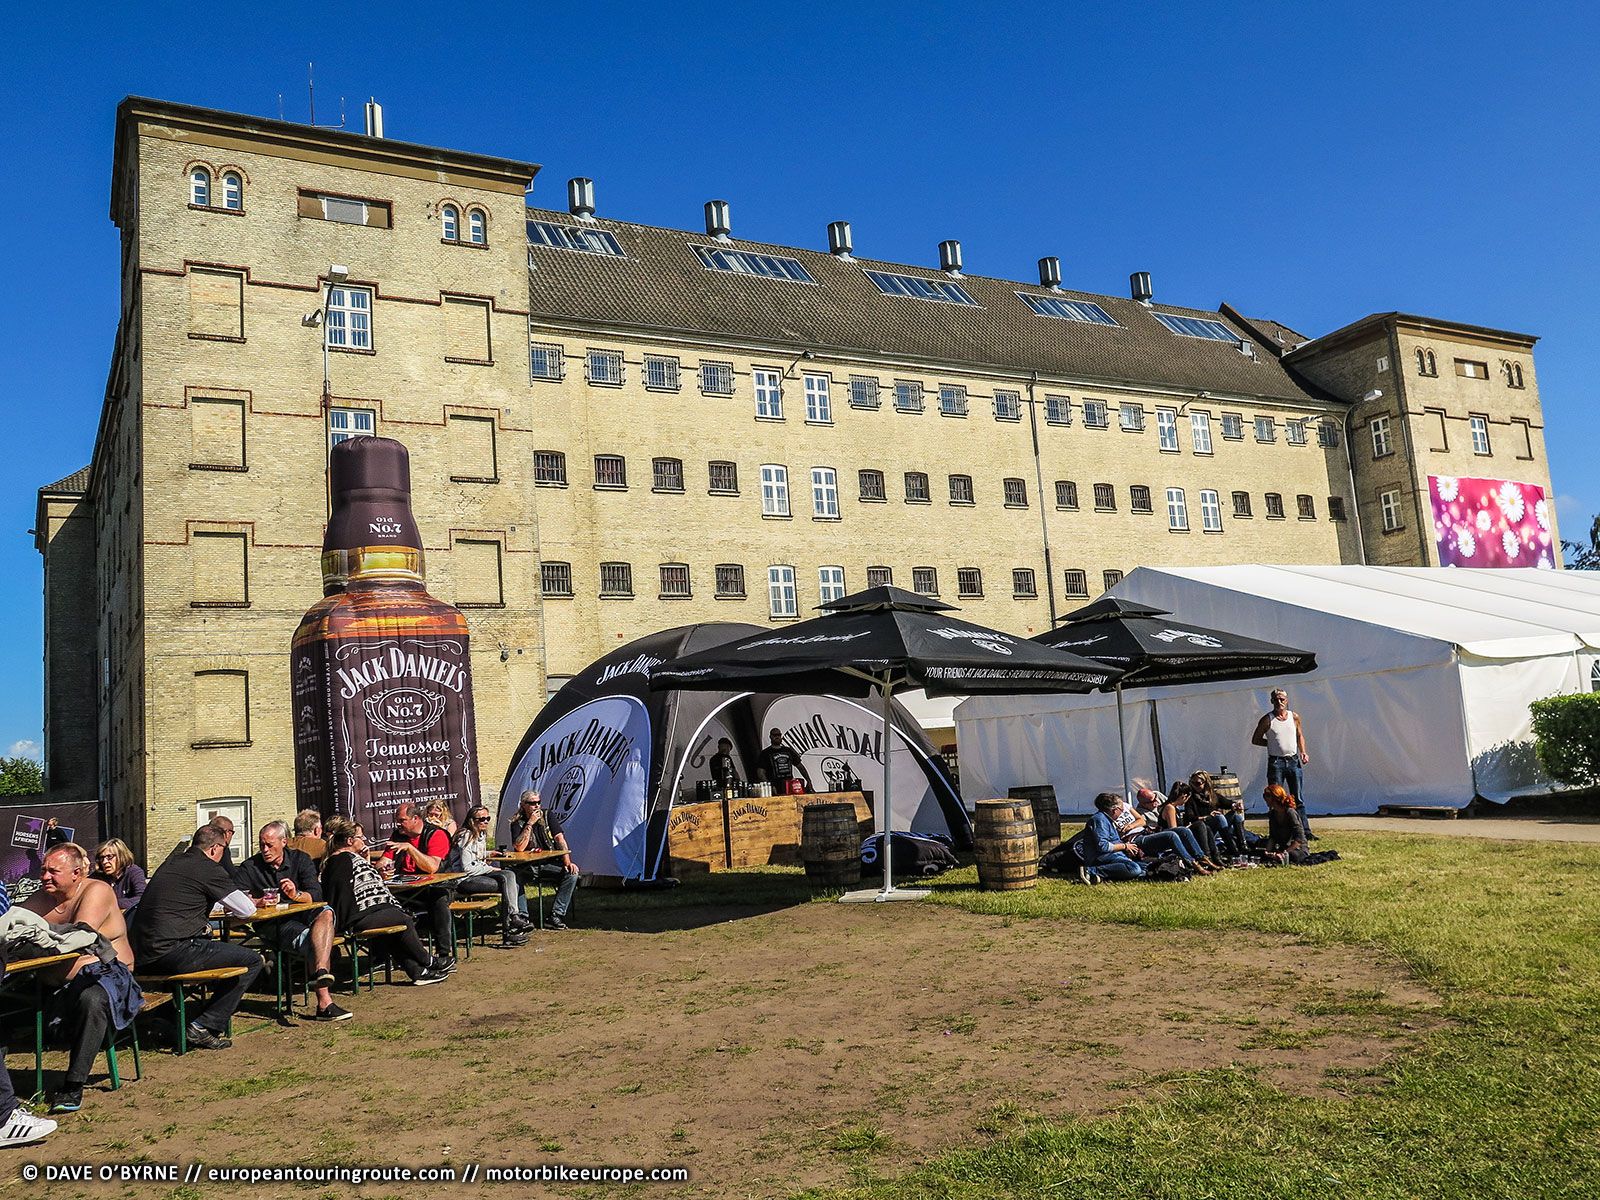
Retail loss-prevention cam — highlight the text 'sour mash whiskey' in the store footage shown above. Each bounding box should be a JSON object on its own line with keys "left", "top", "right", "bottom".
{"left": 291, "top": 436, "right": 481, "bottom": 833}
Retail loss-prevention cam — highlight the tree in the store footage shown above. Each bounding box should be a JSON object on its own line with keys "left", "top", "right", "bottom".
{"left": 1564, "top": 513, "right": 1600, "bottom": 570}
{"left": 0, "top": 756, "right": 44, "bottom": 796}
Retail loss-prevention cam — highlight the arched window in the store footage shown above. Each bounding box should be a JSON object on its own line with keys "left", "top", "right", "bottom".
{"left": 440, "top": 204, "right": 459, "bottom": 241}
{"left": 1415, "top": 347, "right": 1426, "bottom": 373}
{"left": 467, "top": 208, "right": 486, "bottom": 245}
{"left": 221, "top": 172, "right": 243, "bottom": 210}
{"left": 1591, "top": 659, "right": 1599, "bottom": 692}
{"left": 190, "top": 167, "right": 211, "bottom": 207}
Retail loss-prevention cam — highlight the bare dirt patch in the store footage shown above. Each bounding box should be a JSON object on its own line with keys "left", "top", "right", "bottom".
{"left": 18, "top": 900, "right": 1440, "bottom": 1198}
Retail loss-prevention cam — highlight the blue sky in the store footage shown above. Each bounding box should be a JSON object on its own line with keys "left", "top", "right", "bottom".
{"left": 3, "top": 2, "right": 1596, "bottom": 761}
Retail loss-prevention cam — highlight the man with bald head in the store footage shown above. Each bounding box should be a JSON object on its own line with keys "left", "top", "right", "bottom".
{"left": 236, "top": 821, "right": 349, "bottom": 1022}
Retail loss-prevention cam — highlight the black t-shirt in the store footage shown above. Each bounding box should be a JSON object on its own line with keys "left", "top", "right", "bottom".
{"left": 235, "top": 847, "right": 323, "bottom": 903}
{"left": 709, "top": 752, "right": 740, "bottom": 786}
{"left": 758, "top": 744, "right": 809, "bottom": 787}
{"left": 132, "top": 850, "right": 241, "bottom": 960}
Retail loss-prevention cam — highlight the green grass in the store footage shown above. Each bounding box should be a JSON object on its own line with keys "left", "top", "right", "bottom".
{"left": 782, "top": 832, "right": 1600, "bottom": 1199}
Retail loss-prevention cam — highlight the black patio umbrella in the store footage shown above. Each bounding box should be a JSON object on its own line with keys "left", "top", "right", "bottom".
{"left": 649, "top": 585, "right": 1123, "bottom": 897}
{"left": 1033, "top": 596, "right": 1316, "bottom": 801}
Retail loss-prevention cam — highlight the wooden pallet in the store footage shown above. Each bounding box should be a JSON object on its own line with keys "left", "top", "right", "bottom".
{"left": 1376, "top": 804, "right": 1459, "bottom": 819}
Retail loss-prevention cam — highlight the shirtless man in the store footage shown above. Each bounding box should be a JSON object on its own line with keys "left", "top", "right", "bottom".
{"left": 21, "top": 843, "right": 134, "bottom": 1113}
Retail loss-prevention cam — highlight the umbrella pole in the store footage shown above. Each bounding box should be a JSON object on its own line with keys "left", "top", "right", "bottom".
{"left": 1115, "top": 681, "right": 1133, "bottom": 803}
{"left": 879, "top": 674, "right": 895, "bottom": 899}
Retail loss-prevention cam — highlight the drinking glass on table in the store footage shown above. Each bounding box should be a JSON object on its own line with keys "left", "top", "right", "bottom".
{"left": 261, "top": 887, "right": 279, "bottom": 907}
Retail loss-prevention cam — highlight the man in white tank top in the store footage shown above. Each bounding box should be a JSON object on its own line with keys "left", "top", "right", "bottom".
{"left": 1252, "top": 688, "right": 1314, "bottom": 838}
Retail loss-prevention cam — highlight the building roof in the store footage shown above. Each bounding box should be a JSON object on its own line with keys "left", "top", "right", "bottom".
{"left": 40, "top": 466, "right": 91, "bottom": 495}
{"left": 524, "top": 210, "right": 1337, "bottom": 407}
{"left": 1284, "top": 311, "right": 1538, "bottom": 361}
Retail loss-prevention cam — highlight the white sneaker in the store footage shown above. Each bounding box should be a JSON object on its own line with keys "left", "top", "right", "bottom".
{"left": 0, "top": 1105, "right": 57, "bottom": 1147}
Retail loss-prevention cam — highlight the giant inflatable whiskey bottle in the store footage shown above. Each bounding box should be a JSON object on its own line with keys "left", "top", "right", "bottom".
{"left": 291, "top": 436, "right": 481, "bottom": 833}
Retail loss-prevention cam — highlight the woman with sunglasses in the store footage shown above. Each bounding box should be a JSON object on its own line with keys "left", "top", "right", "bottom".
{"left": 453, "top": 808, "right": 532, "bottom": 947}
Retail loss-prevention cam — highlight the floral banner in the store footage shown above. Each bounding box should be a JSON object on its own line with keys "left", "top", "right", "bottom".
{"left": 1428, "top": 476, "right": 1555, "bottom": 568}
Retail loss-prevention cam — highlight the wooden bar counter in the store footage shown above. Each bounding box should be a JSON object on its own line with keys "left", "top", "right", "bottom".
{"left": 667, "top": 790, "right": 874, "bottom": 873}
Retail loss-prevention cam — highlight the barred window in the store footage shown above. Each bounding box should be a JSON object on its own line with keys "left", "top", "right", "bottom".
{"left": 586, "top": 350, "right": 623, "bottom": 385}
{"left": 1254, "top": 416, "right": 1276, "bottom": 443}
{"left": 1318, "top": 419, "right": 1340, "bottom": 448}
{"left": 708, "top": 460, "right": 739, "bottom": 494}
{"left": 912, "top": 566, "right": 939, "bottom": 596}
{"left": 866, "top": 566, "right": 893, "bottom": 588}
{"left": 599, "top": 562, "right": 633, "bottom": 597}
{"left": 1012, "top": 568, "right": 1037, "bottom": 598}
{"left": 594, "top": 455, "right": 627, "bottom": 489}
{"left": 1296, "top": 494, "right": 1316, "bottom": 519}
{"left": 1056, "top": 480, "right": 1079, "bottom": 510}
{"left": 1129, "top": 485, "right": 1153, "bottom": 513}
{"left": 894, "top": 381, "right": 924, "bottom": 412}
{"left": 994, "top": 389, "right": 1021, "bottom": 421}
{"left": 700, "top": 360, "right": 734, "bottom": 395}
{"left": 1003, "top": 478, "right": 1028, "bottom": 507}
{"left": 905, "top": 472, "right": 931, "bottom": 503}
{"left": 1093, "top": 483, "right": 1116, "bottom": 511}
{"left": 1063, "top": 569, "right": 1089, "bottom": 598}
{"left": 949, "top": 474, "right": 975, "bottom": 505}
{"left": 529, "top": 342, "right": 564, "bottom": 380}
{"left": 1103, "top": 569, "right": 1124, "bottom": 591}
{"left": 1119, "top": 404, "right": 1146, "bottom": 432}
{"left": 859, "top": 469, "right": 887, "bottom": 502}
{"left": 1265, "top": 492, "right": 1286, "bottom": 519}
{"left": 849, "top": 375, "right": 880, "bottom": 409}
{"left": 644, "top": 355, "right": 681, "bottom": 391}
{"left": 1329, "top": 496, "right": 1347, "bottom": 522}
{"left": 652, "top": 457, "right": 685, "bottom": 492}
{"left": 534, "top": 451, "right": 567, "bottom": 486}
{"left": 715, "top": 564, "right": 746, "bottom": 597}
{"left": 659, "top": 563, "right": 691, "bottom": 598}
{"left": 1287, "top": 418, "right": 1308, "bottom": 446}
{"left": 1221, "top": 413, "right": 1244, "bottom": 440}
{"left": 957, "top": 567, "right": 984, "bottom": 598}
{"left": 939, "top": 385, "right": 968, "bottom": 417}
{"left": 1232, "top": 491, "right": 1253, "bottom": 518}
{"left": 540, "top": 561, "right": 573, "bottom": 597}
{"left": 1083, "top": 400, "right": 1110, "bottom": 428}
{"left": 1045, "top": 394, "right": 1072, "bottom": 425}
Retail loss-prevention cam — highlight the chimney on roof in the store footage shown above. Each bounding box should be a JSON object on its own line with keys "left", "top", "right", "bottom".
{"left": 705, "top": 199, "right": 732, "bottom": 241}
{"left": 827, "top": 220, "right": 853, "bottom": 258}
{"left": 1130, "top": 271, "right": 1153, "bottom": 305}
{"left": 363, "top": 99, "right": 384, "bottom": 138}
{"left": 567, "top": 178, "right": 596, "bottom": 221}
{"left": 1038, "top": 257, "right": 1062, "bottom": 290}
{"left": 939, "top": 240, "right": 963, "bottom": 276}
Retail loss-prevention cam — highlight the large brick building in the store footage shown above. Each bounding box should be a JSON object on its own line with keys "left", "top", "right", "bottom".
{"left": 35, "top": 97, "right": 1558, "bottom": 864}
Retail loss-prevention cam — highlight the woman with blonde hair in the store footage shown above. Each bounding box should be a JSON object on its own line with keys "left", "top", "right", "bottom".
{"left": 422, "top": 799, "right": 458, "bottom": 837}
{"left": 1185, "top": 771, "right": 1248, "bottom": 860}
{"left": 90, "top": 838, "right": 146, "bottom": 913}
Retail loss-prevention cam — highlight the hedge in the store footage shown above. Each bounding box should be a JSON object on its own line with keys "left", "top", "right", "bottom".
{"left": 1529, "top": 692, "right": 1600, "bottom": 788}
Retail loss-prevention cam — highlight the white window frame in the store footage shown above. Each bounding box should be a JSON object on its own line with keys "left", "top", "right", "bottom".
{"left": 190, "top": 167, "right": 210, "bottom": 207}
{"left": 994, "top": 390, "right": 1021, "bottom": 421}
{"left": 768, "top": 566, "right": 798, "bottom": 618}
{"left": 221, "top": 172, "right": 242, "bottom": 210}
{"left": 804, "top": 373, "right": 832, "bottom": 422}
{"left": 1287, "top": 418, "right": 1308, "bottom": 446}
{"left": 754, "top": 369, "right": 783, "bottom": 419}
{"left": 586, "top": 350, "right": 623, "bottom": 386}
{"left": 1119, "top": 404, "right": 1146, "bottom": 433}
{"left": 1190, "top": 411, "right": 1213, "bottom": 454}
{"left": 1371, "top": 415, "right": 1393, "bottom": 458}
{"left": 939, "top": 385, "right": 968, "bottom": 417}
{"left": 1254, "top": 416, "right": 1276, "bottom": 443}
{"left": 1199, "top": 489, "right": 1222, "bottom": 532}
{"left": 817, "top": 566, "right": 846, "bottom": 605}
{"left": 325, "top": 286, "right": 373, "bottom": 350}
{"left": 467, "top": 209, "right": 486, "bottom": 245}
{"left": 1083, "top": 400, "right": 1109, "bottom": 428}
{"left": 1470, "top": 415, "right": 1492, "bottom": 455}
{"left": 1156, "top": 407, "right": 1179, "bottom": 451}
{"left": 1380, "top": 488, "right": 1402, "bottom": 532}
{"left": 441, "top": 204, "right": 460, "bottom": 241}
{"left": 760, "top": 464, "right": 790, "bottom": 517}
{"left": 644, "top": 355, "right": 681, "bottom": 391}
{"left": 529, "top": 342, "right": 564, "bottom": 380}
{"left": 810, "top": 467, "right": 839, "bottom": 519}
{"left": 1045, "top": 395, "right": 1072, "bottom": 425}
{"left": 1166, "top": 487, "right": 1189, "bottom": 531}
{"left": 328, "top": 407, "right": 375, "bottom": 449}
{"left": 700, "top": 361, "right": 734, "bottom": 395}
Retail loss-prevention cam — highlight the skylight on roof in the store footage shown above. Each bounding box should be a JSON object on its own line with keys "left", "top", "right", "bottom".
{"left": 865, "top": 270, "right": 979, "bottom": 307}
{"left": 1153, "top": 313, "right": 1240, "bottom": 342}
{"left": 1018, "top": 293, "right": 1118, "bottom": 326}
{"left": 527, "top": 220, "right": 625, "bottom": 257}
{"left": 693, "top": 245, "right": 815, "bottom": 283}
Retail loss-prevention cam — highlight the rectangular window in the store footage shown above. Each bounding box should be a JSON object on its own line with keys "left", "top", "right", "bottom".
{"left": 1232, "top": 491, "right": 1253, "bottom": 518}
{"left": 1254, "top": 416, "right": 1276, "bottom": 443}
{"left": 600, "top": 562, "right": 634, "bottom": 597}
{"left": 1455, "top": 359, "right": 1489, "bottom": 379}
{"left": 1119, "top": 404, "right": 1146, "bottom": 433}
{"left": 811, "top": 467, "right": 839, "bottom": 518}
{"left": 1221, "top": 413, "right": 1244, "bottom": 440}
{"left": 1003, "top": 478, "right": 1028, "bottom": 508}
{"left": 659, "top": 564, "right": 691, "bottom": 599}
{"left": 865, "top": 269, "right": 978, "bottom": 306}
{"left": 715, "top": 564, "right": 746, "bottom": 598}
{"left": 768, "top": 566, "right": 798, "bottom": 617}
{"left": 696, "top": 245, "right": 815, "bottom": 283}
{"left": 957, "top": 567, "right": 984, "bottom": 598}
{"left": 192, "top": 396, "right": 246, "bottom": 468}
{"left": 1045, "top": 395, "right": 1072, "bottom": 425}
{"left": 442, "top": 297, "right": 491, "bottom": 364}
{"left": 1371, "top": 415, "right": 1393, "bottom": 458}
{"left": 1157, "top": 407, "right": 1179, "bottom": 451}
{"left": 529, "top": 342, "right": 564, "bottom": 380}
{"left": 187, "top": 268, "right": 244, "bottom": 340}
{"left": 1470, "top": 415, "right": 1492, "bottom": 455}
{"left": 1093, "top": 483, "right": 1116, "bottom": 511}
{"left": 1200, "top": 489, "right": 1222, "bottom": 532}
{"left": 1012, "top": 568, "right": 1037, "bottom": 598}
{"left": 191, "top": 530, "right": 248, "bottom": 606}
{"left": 1063, "top": 569, "right": 1089, "bottom": 598}
{"left": 818, "top": 566, "right": 846, "bottom": 604}
{"left": 939, "top": 385, "right": 968, "bottom": 417}
{"left": 1083, "top": 400, "right": 1109, "bottom": 428}
{"left": 586, "top": 350, "right": 623, "bottom": 385}
{"left": 994, "top": 389, "right": 1021, "bottom": 421}
{"left": 754, "top": 368, "right": 783, "bottom": 419}
{"left": 894, "top": 380, "right": 924, "bottom": 412}
{"left": 594, "top": 454, "right": 627, "bottom": 489}
{"left": 859, "top": 469, "right": 886, "bottom": 502}
{"left": 299, "top": 190, "right": 391, "bottom": 228}
{"left": 1318, "top": 419, "right": 1340, "bottom": 448}
{"left": 1296, "top": 494, "right": 1316, "bottom": 519}
{"left": 1328, "top": 497, "right": 1347, "bottom": 522}
{"left": 326, "top": 286, "right": 373, "bottom": 350}
{"left": 1286, "top": 418, "right": 1308, "bottom": 446}
{"left": 760, "top": 464, "right": 790, "bottom": 516}
{"left": 1153, "top": 313, "right": 1238, "bottom": 341}
{"left": 540, "top": 561, "right": 573, "bottom": 597}
{"left": 1166, "top": 487, "right": 1189, "bottom": 531}
{"left": 1103, "top": 569, "right": 1124, "bottom": 591}
{"left": 1018, "top": 293, "right": 1118, "bottom": 325}
{"left": 1380, "top": 489, "right": 1402, "bottom": 532}
{"left": 912, "top": 566, "right": 939, "bottom": 596}
{"left": 328, "top": 406, "right": 374, "bottom": 450}
{"left": 866, "top": 566, "right": 893, "bottom": 588}
{"left": 193, "top": 670, "right": 249, "bottom": 746}
{"left": 904, "top": 472, "right": 931, "bottom": 503}
{"left": 708, "top": 460, "right": 739, "bottom": 494}
{"left": 644, "top": 355, "right": 681, "bottom": 391}
{"left": 453, "top": 539, "right": 504, "bottom": 606}
{"left": 526, "top": 220, "right": 625, "bottom": 257}
{"left": 1191, "top": 411, "right": 1213, "bottom": 454}
{"left": 1056, "top": 480, "right": 1079, "bottom": 510}
{"left": 804, "top": 373, "right": 832, "bottom": 422}
{"left": 700, "top": 361, "right": 734, "bottom": 395}
{"left": 534, "top": 450, "right": 568, "bottom": 486}
{"left": 949, "top": 474, "right": 974, "bottom": 505}
{"left": 1129, "top": 485, "right": 1153, "bottom": 513}
{"left": 447, "top": 414, "right": 497, "bottom": 481}
{"left": 849, "top": 375, "right": 880, "bottom": 409}
{"left": 1265, "top": 493, "right": 1286, "bottom": 519}
{"left": 653, "top": 457, "right": 685, "bottom": 492}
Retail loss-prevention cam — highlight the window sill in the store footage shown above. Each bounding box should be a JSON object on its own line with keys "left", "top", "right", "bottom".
{"left": 659, "top": 594, "right": 693, "bottom": 601}
{"left": 761, "top": 513, "right": 793, "bottom": 521}
{"left": 543, "top": 593, "right": 574, "bottom": 600}
{"left": 1012, "top": 594, "right": 1038, "bottom": 601}
{"left": 1202, "top": 528, "right": 1225, "bottom": 534}
{"left": 187, "top": 330, "right": 247, "bottom": 346}
{"left": 598, "top": 594, "right": 635, "bottom": 600}
{"left": 586, "top": 379, "right": 624, "bottom": 388}
{"left": 593, "top": 484, "right": 629, "bottom": 492}
{"left": 995, "top": 414, "right": 1021, "bottom": 423}
{"left": 755, "top": 414, "right": 786, "bottom": 423}
{"left": 701, "top": 390, "right": 735, "bottom": 399}
{"left": 1381, "top": 526, "right": 1407, "bottom": 536}
{"left": 1192, "top": 450, "right": 1214, "bottom": 457}
{"left": 644, "top": 385, "right": 682, "bottom": 394}
{"left": 768, "top": 614, "right": 800, "bottom": 622}
{"left": 192, "top": 740, "right": 252, "bottom": 750}
{"left": 805, "top": 419, "right": 835, "bottom": 427}
{"left": 1473, "top": 452, "right": 1494, "bottom": 457}
{"left": 530, "top": 374, "right": 565, "bottom": 384}
{"left": 1055, "top": 506, "right": 1079, "bottom": 513}
{"left": 1168, "top": 527, "right": 1191, "bottom": 534}
{"left": 458, "top": 602, "right": 506, "bottom": 609}
{"left": 1266, "top": 515, "right": 1287, "bottom": 522}
{"left": 191, "top": 601, "right": 251, "bottom": 609}
{"left": 1233, "top": 513, "right": 1253, "bottom": 520}
{"left": 1131, "top": 509, "right": 1154, "bottom": 516}
{"left": 441, "top": 239, "right": 490, "bottom": 250}
{"left": 188, "top": 204, "right": 245, "bottom": 216}
{"left": 714, "top": 593, "right": 747, "bottom": 601}
{"left": 708, "top": 489, "right": 740, "bottom": 497}
{"left": 189, "top": 463, "right": 248, "bottom": 473}
{"left": 534, "top": 480, "right": 569, "bottom": 489}
{"left": 1297, "top": 515, "right": 1317, "bottom": 521}
{"left": 859, "top": 496, "right": 887, "bottom": 504}
{"left": 812, "top": 515, "right": 841, "bottom": 522}
{"left": 329, "top": 346, "right": 377, "bottom": 356}
{"left": 1373, "top": 451, "right": 1395, "bottom": 460}
{"left": 1094, "top": 507, "right": 1117, "bottom": 514}
{"left": 949, "top": 500, "right": 975, "bottom": 508}
{"left": 652, "top": 487, "right": 686, "bottom": 495}
{"left": 1003, "top": 503, "right": 1029, "bottom": 510}
{"left": 940, "top": 411, "right": 969, "bottom": 420}
{"left": 1046, "top": 421, "right": 1072, "bottom": 428}
{"left": 849, "top": 402, "right": 881, "bottom": 411}
{"left": 446, "top": 358, "right": 493, "bottom": 368}
{"left": 450, "top": 476, "right": 499, "bottom": 484}
{"left": 894, "top": 407, "right": 925, "bottom": 416}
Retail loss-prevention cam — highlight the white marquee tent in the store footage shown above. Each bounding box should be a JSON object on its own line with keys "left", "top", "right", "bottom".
{"left": 955, "top": 566, "right": 1600, "bottom": 814}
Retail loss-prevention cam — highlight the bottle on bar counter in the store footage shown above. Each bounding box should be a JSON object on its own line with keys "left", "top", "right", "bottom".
{"left": 291, "top": 436, "right": 481, "bottom": 835}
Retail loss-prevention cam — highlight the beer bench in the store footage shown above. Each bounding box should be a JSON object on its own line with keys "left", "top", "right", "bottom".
{"left": 133, "top": 967, "right": 250, "bottom": 1055}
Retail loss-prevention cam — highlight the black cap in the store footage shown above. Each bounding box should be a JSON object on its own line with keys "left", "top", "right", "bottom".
{"left": 323, "top": 436, "right": 421, "bottom": 553}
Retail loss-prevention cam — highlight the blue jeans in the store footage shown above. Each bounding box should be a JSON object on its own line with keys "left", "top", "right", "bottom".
{"left": 1141, "top": 825, "right": 1206, "bottom": 862}
{"left": 1209, "top": 812, "right": 1248, "bottom": 857}
{"left": 1268, "top": 756, "right": 1312, "bottom": 834}
{"left": 1087, "top": 853, "right": 1146, "bottom": 882}
{"left": 1131, "top": 829, "right": 1198, "bottom": 865}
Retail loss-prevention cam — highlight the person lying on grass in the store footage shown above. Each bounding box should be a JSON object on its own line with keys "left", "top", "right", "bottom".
{"left": 1135, "top": 787, "right": 1223, "bottom": 872}
{"left": 1112, "top": 789, "right": 1213, "bottom": 874}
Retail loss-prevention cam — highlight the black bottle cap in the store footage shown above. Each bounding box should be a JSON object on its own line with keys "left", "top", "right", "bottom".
{"left": 324, "top": 436, "right": 422, "bottom": 553}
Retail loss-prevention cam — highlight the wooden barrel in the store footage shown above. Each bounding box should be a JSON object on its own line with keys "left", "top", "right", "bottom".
{"left": 1213, "top": 769, "right": 1244, "bottom": 812}
{"left": 1007, "top": 785, "right": 1060, "bottom": 852}
{"left": 973, "top": 799, "right": 1037, "bottom": 891}
{"left": 801, "top": 803, "right": 861, "bottom": 888}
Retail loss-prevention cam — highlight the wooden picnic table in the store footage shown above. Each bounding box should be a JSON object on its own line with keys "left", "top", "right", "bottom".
{"left": 386, "top": 871, "right": 467, "bottom": 892}
{"left": 226, "top": 900, "right": 327, "bottom": 927}
{"left": 488, "top": 850, "right": 566, "bottom": 865}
